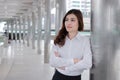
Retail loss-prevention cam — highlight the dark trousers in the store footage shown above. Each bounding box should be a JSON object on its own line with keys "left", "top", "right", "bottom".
{"left": 52, "top": 70, "right": 81, "bottom": 80}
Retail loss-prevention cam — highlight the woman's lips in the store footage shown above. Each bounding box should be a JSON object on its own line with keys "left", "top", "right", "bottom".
{"left": 67, "top": 26, "right": 72, "bottom": 28}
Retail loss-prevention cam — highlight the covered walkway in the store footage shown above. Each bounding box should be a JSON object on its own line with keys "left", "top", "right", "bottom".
{"left": 0, "top": 40, "right": 89, "bottom": 80}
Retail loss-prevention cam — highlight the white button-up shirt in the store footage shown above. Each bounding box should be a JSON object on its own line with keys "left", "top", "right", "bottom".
{"left": 49, "top": 32, "right": 92, "bottom": 76}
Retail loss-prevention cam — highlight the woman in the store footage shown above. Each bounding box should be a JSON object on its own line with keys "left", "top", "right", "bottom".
{"left": 49, "top": 9, "right": 92, "bottom": 80}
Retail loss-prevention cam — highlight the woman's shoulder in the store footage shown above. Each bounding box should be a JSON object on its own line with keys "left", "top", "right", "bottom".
{"left": 77, "top": 32, "right": 90, "bottom": 40}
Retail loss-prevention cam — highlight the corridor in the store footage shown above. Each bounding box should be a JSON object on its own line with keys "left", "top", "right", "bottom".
{"left": 0, "top": 40, "right": 90, "bottom": 80}
{"left": 0, "top": 40, "right": 54, "bottom": 80}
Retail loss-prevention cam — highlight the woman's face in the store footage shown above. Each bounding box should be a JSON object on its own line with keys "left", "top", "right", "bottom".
{"left": 65, "top": 14, "right": 79, "bottom": 33}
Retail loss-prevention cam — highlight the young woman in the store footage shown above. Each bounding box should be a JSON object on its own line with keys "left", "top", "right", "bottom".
{"left": 49, "top": 9, "right": 92, "bottom": 80}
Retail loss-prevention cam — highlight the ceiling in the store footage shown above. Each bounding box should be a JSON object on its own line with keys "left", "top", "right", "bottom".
{"left": 0, "top": 0, "right": 34, "bottom": 21}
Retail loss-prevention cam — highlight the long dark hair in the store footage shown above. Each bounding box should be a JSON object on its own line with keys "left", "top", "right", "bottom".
{"left": 54, "top": 9, "right": 84, "bottom": 47}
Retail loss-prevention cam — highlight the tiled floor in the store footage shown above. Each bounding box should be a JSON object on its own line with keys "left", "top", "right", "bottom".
{"left": 0, "top": 40, "right": 90, "bottom": 80}
{"left": 0, "top": 41, "right": 54, "bottom": 80}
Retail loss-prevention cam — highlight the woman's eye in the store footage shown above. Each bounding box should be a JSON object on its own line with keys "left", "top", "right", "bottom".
{"left": 65, "top": 18, "right": 76, "bottom": 22}
{"left": 65, "top": 19, "right": 68, "bottom": 21}
{"left": 71, "top": 19, "right": 75, "bottom": 21}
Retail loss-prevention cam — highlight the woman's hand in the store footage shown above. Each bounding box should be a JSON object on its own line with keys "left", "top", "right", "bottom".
{"left": 73, "top": 58, "right": 80, "bottom": 64}
{"left": 58, "top": 66, "right": 65, "bottom": 70}
{"left": 54, "top": 52, "right": 65, "bottom": 70}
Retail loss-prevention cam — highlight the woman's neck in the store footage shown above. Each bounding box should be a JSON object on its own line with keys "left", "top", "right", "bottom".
{"left": 68, "top": 31, "right": 78, "bottom": 40}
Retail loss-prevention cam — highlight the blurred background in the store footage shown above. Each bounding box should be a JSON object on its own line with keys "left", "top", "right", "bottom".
{"left": 0, "top": 0, "right": 120, "bottom": 80}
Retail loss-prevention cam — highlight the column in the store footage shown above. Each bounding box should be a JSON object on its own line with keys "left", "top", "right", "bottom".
{"left": 37, "top": 0, "right": 42, "bottom": 54}
{"left": 91, "top": 0, "right": 120, "bottom": 80}
{"left": 10, "top": 20, "right": 14, "bottom": 40}
{"left": 14, "top": 18, "right": 18, "bottom": 41}
{"left": 44, "top": 0, "right": 51, "bottom": 63}
{"left": 18, "top": 16, "right": 22, "bottom": 43}
{"left": 22, "top": 16, "right": 26, "bottom": 44}
{"left": 26, "top": 14, "right": 31, "bottom": 47}
{"left": 55, "top": 0, "right": 66, "bottom": 34}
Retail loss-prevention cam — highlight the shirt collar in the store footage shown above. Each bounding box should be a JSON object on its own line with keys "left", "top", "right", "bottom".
{"left": 66, "top": 31, "right": 82, "bottom": 40}
{"left": 75, "top": 32, "right": 82, "bottom": 40}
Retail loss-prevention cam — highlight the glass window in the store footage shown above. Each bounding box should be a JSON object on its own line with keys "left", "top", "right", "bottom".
{"left": 66, "top": 0, "right": 91, "bottom": 31}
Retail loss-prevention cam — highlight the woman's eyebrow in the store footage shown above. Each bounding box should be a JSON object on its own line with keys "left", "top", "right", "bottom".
{"left": 71, "top": 18, "right": 76, "bottom": 20}
{"left": 65, "top": 17, "right": 76, "bottom": 20}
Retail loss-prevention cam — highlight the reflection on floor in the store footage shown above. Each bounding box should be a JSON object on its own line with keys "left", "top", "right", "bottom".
{"left": 0, "top": 40, "right": 90, "bottom": 80}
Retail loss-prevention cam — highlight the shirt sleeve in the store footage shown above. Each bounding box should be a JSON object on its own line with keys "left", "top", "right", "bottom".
{"left": 66, "top": 37, "right": 92, "bottom": 72}
{"left": 49, "top": 44, "right": 74, "bottom": 68}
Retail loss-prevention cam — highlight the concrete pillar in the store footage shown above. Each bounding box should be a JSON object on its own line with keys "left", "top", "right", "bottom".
{"left": 31, "top": 12, "right": 36, "bottom": 49}
{"left": 91, "top": 0, "right": 120, "bottom": 80}
{"left": 26, "top": 15, "right": 31, "bottom": 47}
{"left": 6, "top": 21, "right": 9, "bottom": 37}
{"left": 22, "top": 16, "right": 26, "bottom": 44}
{"left": 37, "top": 0, "right": 42, "bottom": 54}
{"left": 55, "top": 0, "right": 66, "bottom": 34}
{"left": 14, "top": 18, "right": 18, "bottom": 41}
{"left": 6, "top": 21, "right": 10, "bottom": 42}
{"left": 44, "top": 0, "right": 51, "bottom": 63}
{"left": 10, "top": 20, "right": 14, "bottom": 40}
{"left": 18, "top": 16, "right": 22, "bottom": 43}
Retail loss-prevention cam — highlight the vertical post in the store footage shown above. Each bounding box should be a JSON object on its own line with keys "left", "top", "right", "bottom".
{"left": 44, "top": 0, "right": 51, "bottom": 63}
{"left": 18, "top": 16, "right": 22, "bottom": 43}
{"left": 15, "top": 18, "right": 18, "bottom": 41}
{"left": 26, "top": 14, "right": 31, "bottom": 47}
{"left": 31, "top": 12, "right": 36, "bottom": 49}
{"left": 22, "top": 16, "right": 26, "bottom": 44}
{"left": 6, "top": 20, "right": 10, "bottom": 43}
{"left": 37, "top": 0, "right": 42, "bottom": 54}
{"left": 10, "top": 20, "right": 14, "bottom": 41}
{"left": 91, "top": 0, "right": 120, "bottom": 80}
{"left": 55, "top": 0, "right": 66, "bottom": 34}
